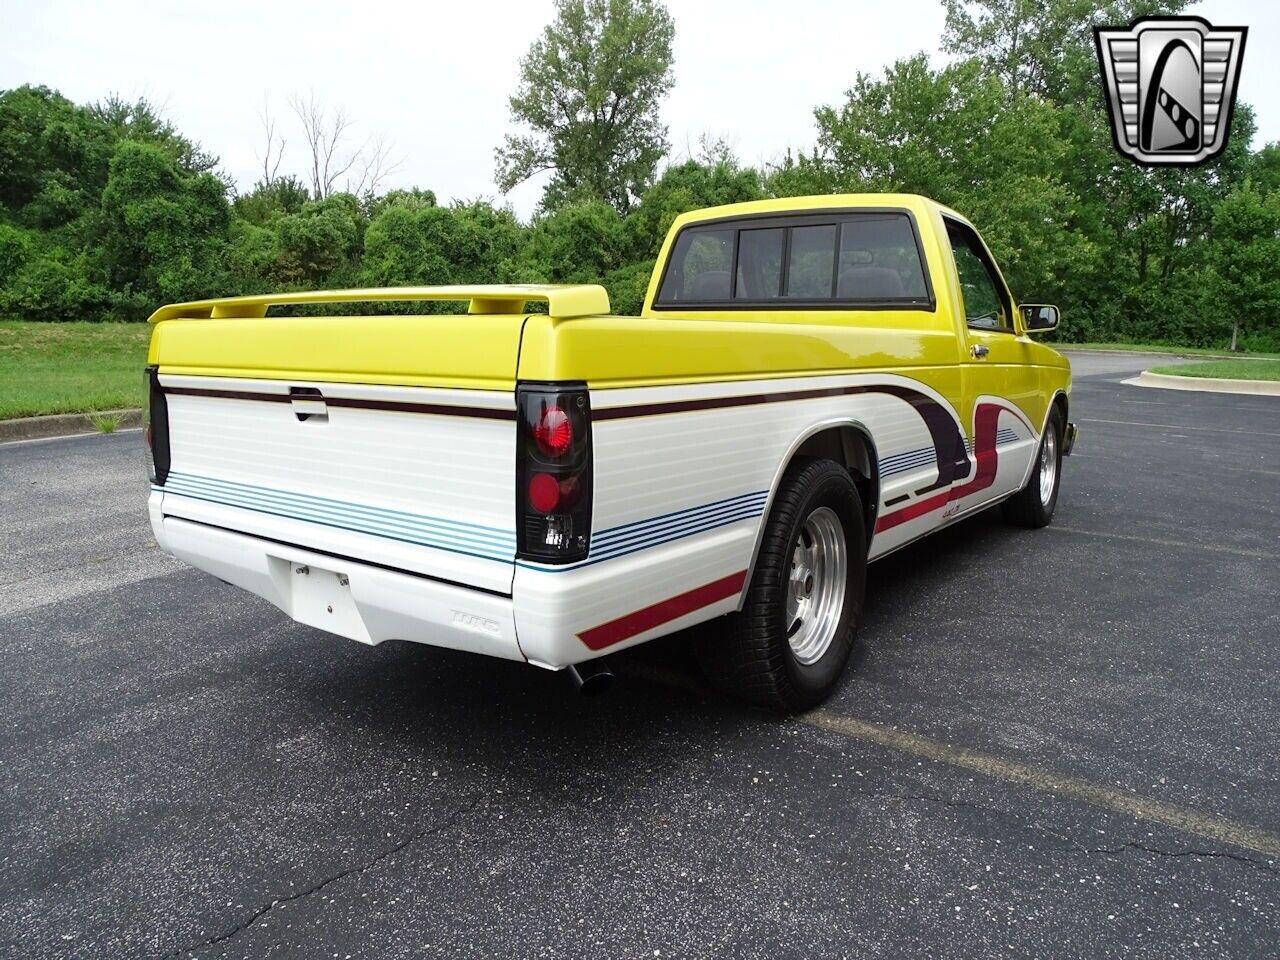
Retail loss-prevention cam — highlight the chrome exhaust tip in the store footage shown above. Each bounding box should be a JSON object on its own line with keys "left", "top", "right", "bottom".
{"left": 565, "top": 659, "right": 614, "bottom": 696}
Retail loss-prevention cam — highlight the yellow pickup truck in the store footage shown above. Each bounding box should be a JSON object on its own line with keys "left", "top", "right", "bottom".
{"left": 143, "top": 194, "right": 1075, "bottom": 711}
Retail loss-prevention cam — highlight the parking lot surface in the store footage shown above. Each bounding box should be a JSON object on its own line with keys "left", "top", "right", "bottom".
{"left": 1, "top": 351, "right": 1277, "bottom": 959}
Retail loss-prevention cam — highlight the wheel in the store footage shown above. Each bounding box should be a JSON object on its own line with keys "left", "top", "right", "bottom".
{"left": 696, "top": 458, "right": 866, "bottom": 712}
{"left": 1001, "top": 409, "right": 1063, "bottom": 528}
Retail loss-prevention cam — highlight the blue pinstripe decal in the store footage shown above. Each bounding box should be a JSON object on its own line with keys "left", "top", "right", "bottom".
{"left": 593, "top": 491, "right": 768, "bottom": 546}
{"left": 157, "top": 426, "right": 1032, "bottom": 573}
{"left": 520, "top": 491, "right": 769, "bottom": 573}
{"left": 165, "top": 472, "right": 513, "bottom": 534}
{"left": 161, "top": 472, "right": 515, "bottom": 562}
{"left": 880, "top": 430, "right": 1023, "bottom": 477}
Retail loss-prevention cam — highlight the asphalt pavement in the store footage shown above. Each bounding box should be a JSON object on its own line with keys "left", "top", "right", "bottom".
{"left": 1, "top": 351, "right": 1277, "bottom": 959}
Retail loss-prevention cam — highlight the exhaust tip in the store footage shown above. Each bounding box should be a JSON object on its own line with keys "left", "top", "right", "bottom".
{"left": 566, "top": 660, "right": 614, "bottom": 696}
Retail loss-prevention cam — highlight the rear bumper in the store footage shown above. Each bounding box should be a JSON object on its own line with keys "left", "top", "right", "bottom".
{"left": 1062, "top": 421, "right": 1079, "bottom": 456}
{"left": 150, "top": 498, "right": 522, "bottom": 662}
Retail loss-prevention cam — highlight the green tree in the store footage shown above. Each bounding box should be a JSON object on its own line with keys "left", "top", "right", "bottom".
{"left": 516, "top": 198, "right": 629, "bottom": 282}
{"left": 941, "top": 0, "right": 1188, "bottom": 105}
{"left": 625, "top": 143, "right": 766, "bottom": 258}
{"left": 1207, "top": 184, "right": 1280, "bottom": 351}
{"left": 362, "top": 200, "right": 525, "bottom": 309}
{"left": 274, "top": 193, "right": 364, "bottom": 288}
{"left": 88, "top": 93, "right": 221, "bottom": 177}
{"left": 495, "top": 0, "right": 675, "bottom": 214}
{"left": 0, "top": 85, "right": 114, "bottom": 224}
{"left": 1251, "top": 143, "right": 1280, "bottom": 195}
{"left": 232, "top": 175, "right": 310, "bottom": 227}
{"left": 790, "top": 55, "right": 1095, "bottom": 308}
{"left": 97, "top": 140, "right": 231, "bottom": 313}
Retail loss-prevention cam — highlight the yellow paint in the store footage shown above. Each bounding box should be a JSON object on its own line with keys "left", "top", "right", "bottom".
{"left": 146, "top": 195, "right": 1070, "bottom": 430}
{"left": 801, "top": 708, "right": 1280, "bottom": 859}
{"left": 146, "top": 284, "right": 610, "bottom": 323}
{"left": 628, "top": 660, "right": 1280, "bottom": 860}
{"left": 148, "top": 313, "right": 529, "bottom": 392}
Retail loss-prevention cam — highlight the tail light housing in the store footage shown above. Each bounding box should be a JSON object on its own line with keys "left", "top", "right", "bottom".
{"left": 517, "top": 383, "right": 591, "bottom": 563}
{"left": 143, "top": 365, "right": 171, "bottom": 485}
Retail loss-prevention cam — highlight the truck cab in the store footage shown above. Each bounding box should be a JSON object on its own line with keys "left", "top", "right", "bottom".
{"left": 145, "top": 194, "right": 1075, "bottom": 711}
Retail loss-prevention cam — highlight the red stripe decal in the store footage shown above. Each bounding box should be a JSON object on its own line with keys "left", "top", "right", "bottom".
{"left": 577, "top": 570, "right": 748, "bottom": 651}
{"left": 874, "top": 402, "right": 1007, "bottom": 534}
{"left": 874, "top": 489, "right": 952, "bottom": 532}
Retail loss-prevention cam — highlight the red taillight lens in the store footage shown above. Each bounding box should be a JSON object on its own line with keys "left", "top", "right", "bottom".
{"left": 528, "top": 472, "right": 561, "bottom": 513}
{"left": 534, "top": 406, "right": 572, "bottom": 457}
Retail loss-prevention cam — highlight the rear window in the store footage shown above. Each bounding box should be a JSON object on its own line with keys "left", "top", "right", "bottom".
{"left": 655, "top": 211, "right": 931, "bottom": 308}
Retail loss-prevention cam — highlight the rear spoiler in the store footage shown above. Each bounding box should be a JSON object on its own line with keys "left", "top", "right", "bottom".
{"left": 146, "top": 284, "right": 611, "bottom": 323}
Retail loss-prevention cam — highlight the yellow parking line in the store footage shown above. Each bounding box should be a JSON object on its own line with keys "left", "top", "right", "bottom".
{"left": 1050, "top": 525, "right": 1273, "bottom": 560}
{"left": 800, "top": 709, "right": 1280, "bottom": 859}
{"left": 624, "top": 662, "right": 1280, "bottom": 859}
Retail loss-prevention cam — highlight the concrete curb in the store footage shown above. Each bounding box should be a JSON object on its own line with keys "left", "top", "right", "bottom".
{"left": 1061, "top": 347, "right": 1272, "bottom": 361}
{"left": 1123, "top": 371, "right": 1280, "bottom": 397}
{"left": 0, "top": 408, "right": 143, "bottom": 444}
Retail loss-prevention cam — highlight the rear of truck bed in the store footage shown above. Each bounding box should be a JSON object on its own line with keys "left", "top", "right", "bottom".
{"left": 146, "top": 286, "right": 609, "bottom": 667}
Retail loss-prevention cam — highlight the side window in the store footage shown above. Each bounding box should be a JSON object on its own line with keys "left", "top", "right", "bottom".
{"left": 657, "top": 228, "right": 734, "bottom": 302}
{"left": 945, "top": 220, "right": 1011, "bottom": 331}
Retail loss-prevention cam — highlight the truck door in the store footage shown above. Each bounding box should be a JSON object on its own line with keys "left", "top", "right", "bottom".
{"left": 942, "top": 217, "right": 1041, "bottom": 509}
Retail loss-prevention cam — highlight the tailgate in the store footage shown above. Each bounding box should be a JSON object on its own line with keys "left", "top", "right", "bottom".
{"left": 150, "top": 306, "right": 535, "bottom": 595}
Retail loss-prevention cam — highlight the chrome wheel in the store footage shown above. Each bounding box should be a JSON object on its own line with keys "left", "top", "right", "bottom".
{"left": 785, "top": 506, "right": 847, "bottom": 665}
{"left": 1038, "top": 425, "right": 1059, "bottom": 507}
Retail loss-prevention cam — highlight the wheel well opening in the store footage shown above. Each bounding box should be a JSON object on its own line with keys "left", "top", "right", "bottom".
{"left": 1051, "top": 392, "right": 1069, "bottom": 427}
{"left": 792, "top": 426, "right": 878, "bottom": 547}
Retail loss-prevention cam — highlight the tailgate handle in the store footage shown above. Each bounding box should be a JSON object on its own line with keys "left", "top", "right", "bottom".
{"left": 289, "top": 386, "right": 328, "bottom": 423}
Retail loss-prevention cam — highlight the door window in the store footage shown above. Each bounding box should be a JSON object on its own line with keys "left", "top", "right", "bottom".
{"left": 945, "top": 219, "right": 1011, "bottom": 332}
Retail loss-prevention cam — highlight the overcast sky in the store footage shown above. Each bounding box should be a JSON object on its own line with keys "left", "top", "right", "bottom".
{"left": 2, "top": 0, "right": 1274, "bottom": 219}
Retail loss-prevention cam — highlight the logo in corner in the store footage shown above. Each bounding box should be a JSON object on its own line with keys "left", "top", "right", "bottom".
{"left": 1094, "top": 16, "right": 1247, "bottom": 166}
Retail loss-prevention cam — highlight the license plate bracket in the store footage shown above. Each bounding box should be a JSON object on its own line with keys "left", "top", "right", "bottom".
{"left": 280, "top": 559, "right": 371, "bottom": 643}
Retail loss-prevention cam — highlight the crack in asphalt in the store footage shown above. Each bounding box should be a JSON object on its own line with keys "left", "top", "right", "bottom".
{"left": 166, "top": 796, "right": 483, "bottom": 958}
{"left": 1047, "top": 840, "right": 1279, "bottom": 875}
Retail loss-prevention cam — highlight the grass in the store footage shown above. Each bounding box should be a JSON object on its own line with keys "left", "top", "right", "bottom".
{"left": 1150, "top": 359, "right": 1280, "bottom": 381}
{"left": 0, "top": 321, "right": 150, "bottom": 419}
{"left": 1067, "top": 342, "right": 1280, "bottom": 360}
{"left": 90, "top": 412, "right": 121, "bottom": 433}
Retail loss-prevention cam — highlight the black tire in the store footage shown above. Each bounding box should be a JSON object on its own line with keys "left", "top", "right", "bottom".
{"left": 1001, "top": 408, "right": 1064, "bottom": 528}
{"left": 696, "top": 458, "right": 866, "bottom": 712}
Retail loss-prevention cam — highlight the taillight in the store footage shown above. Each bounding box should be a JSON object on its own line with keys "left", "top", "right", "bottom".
{"left": 534, "top": 406, "right": 572, "bottom": 457}
{"left": 144, "top": 365, "right": 171, "bottom": 485}
{"left": 517, "top": 383, "right": 591, "bottom": 563}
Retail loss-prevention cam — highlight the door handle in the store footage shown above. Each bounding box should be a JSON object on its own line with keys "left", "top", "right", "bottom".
{"left": 970, "top": 344, "right": 990, "bottom": 359}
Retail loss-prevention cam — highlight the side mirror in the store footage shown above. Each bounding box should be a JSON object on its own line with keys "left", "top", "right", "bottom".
{"left": 1020, "top": 304, "right": 1060, "bottom": 333}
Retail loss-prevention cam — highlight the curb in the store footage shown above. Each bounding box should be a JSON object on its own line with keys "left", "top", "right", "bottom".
{"left": 1123, "top": 371, "right": 1280, "bottom": 397}
{"left": 0, "top": 408, "right": 143, "bottom": 444}
{"left": 1060, "top": 348, "right": 1265, "bottom": 361}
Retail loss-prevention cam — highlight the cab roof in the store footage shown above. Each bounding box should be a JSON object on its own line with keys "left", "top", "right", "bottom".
{"left": 669, "top": 194, "right": 968, "bottom": 231}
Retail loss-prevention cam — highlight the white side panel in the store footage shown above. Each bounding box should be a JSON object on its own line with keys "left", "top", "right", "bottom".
{"left": 158, "top": 375, "right": 516, "bottom": 594}
{"left": 513, "top": 373, "right": 1040, "bottom": 666}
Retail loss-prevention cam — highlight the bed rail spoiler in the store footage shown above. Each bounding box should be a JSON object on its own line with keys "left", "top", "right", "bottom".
{"left": 146, "top": 284, "right": 611, "bottom": 323}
